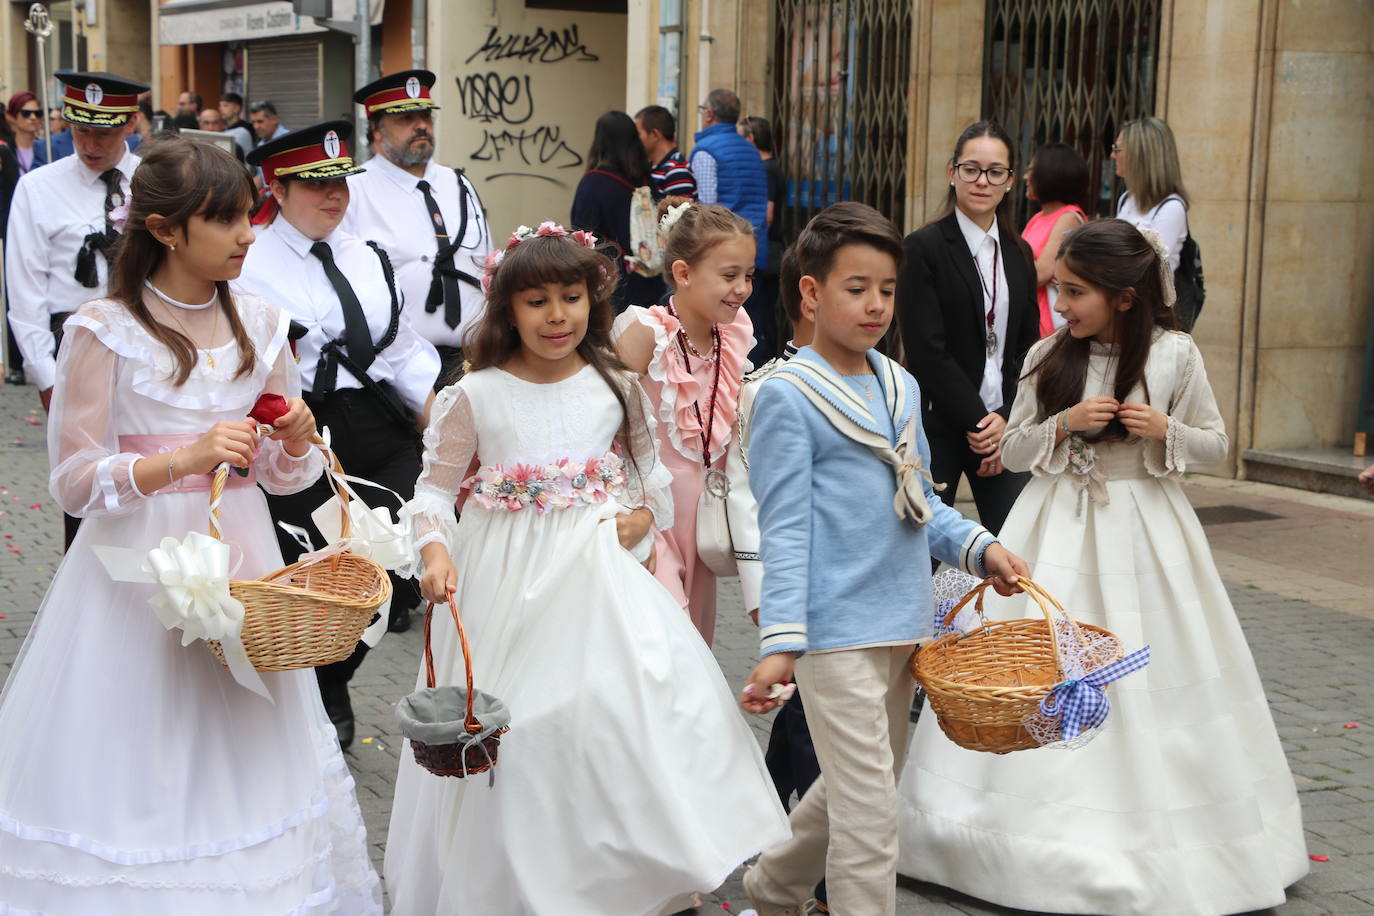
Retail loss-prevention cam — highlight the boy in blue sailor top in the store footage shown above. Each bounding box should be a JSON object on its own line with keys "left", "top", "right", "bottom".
{"left": 740, "top": 203, "right": 1029, "bottom": 916}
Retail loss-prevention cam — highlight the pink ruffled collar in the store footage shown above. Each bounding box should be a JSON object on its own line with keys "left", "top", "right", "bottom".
{"left": 644, "top": 301, "right": 753, "bottom": 466}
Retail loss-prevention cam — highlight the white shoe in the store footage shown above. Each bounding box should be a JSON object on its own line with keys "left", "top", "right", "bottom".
{"left": 742, "top": 866, "right": 809, "bottom": 916}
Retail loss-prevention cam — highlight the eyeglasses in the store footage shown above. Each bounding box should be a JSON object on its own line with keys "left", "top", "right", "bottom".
{"left": 954, "top": 162, "right": 1012, "bottom": 185}
{"left": 17, "top": 109, "right": 41, "bottom": 118}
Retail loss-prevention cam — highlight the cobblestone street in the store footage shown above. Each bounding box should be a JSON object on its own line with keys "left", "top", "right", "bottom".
{"left": 2, "top": 381, "right": 1373, "bottom": 914}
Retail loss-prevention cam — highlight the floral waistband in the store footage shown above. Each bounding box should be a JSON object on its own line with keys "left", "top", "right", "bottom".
{"left": 463, "top": 452, "right": 626, "bottom": 513}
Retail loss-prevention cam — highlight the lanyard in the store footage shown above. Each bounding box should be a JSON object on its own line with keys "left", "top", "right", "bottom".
{"left": 973, "top": 236, "right": 1000, "bottom": 330}
{"left": 665, "top": 302, "right": 723, "bottom": 469}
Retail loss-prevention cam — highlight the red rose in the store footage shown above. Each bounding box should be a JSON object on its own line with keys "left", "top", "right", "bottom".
{"left": 249, "top": 393, "right": 289, "bottom": 426}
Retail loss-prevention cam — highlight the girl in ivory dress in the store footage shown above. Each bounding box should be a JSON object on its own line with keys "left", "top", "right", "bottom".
{"left": 613, "top": 200, "right": 755, "bottom": 645}
{"left": 384, "top": 224, "right": 789, "bottom": 916}
{"left": 0, "top": 139, "right": 381, "bottom": 913}
{"left": 897, "top": 220, "right": 1307, "bottom": 915}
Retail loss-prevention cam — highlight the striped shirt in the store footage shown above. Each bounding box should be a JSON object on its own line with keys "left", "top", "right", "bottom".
{"left": 649, "top": 148, "right": 697, "bottom": 201}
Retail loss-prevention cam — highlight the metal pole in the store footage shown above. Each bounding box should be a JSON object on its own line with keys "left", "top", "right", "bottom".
{"left": 23, "top": 4, "right": 54, "bottom": 164}
{"left": 411, "top": 0, "right": 426, "bottom": 70}
{"left": 71, "top": 0, "right": 82, "bottom": 72}
{"left": 355, "top": 0, "right": 370, "bottom": 163}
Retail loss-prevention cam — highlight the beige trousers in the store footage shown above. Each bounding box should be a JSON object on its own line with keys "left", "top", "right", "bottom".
{"left": 751, "top": 644, "right": 917, "bottom": 915}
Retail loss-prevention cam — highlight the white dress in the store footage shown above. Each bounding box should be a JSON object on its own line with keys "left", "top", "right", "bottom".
{"left": 897, "top": 331, "right": 1308, "bottom": 916}
{"left": 384, "top": 365, "right": 791, "bottom": 916}
{"left": 0, "top": 296, "right": 382, "bottom": 915}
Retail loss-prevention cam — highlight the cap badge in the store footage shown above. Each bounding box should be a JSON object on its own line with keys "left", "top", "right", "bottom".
{"left": 84, "top": 83, "right": 104, "bottom": 106}
{"left": 405, "top": 76, "right": 422, "bottom": 99}
{"left": 323, "top": 129, "right": 341, "bottom": 159}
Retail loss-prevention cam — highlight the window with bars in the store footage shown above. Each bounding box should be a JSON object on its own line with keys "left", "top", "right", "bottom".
{"left": 771, "top": 0, "right": 912, "bottom": 242}
{"left": 982, "top": 0, "right": 1162, "bottom": 226}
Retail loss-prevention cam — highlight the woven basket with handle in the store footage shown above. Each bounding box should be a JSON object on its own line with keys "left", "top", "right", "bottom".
{"left": 205, "top": 434, "right": 391, "bottom": 671}
{"left": 912, "top": 576, "right": 1122, "bottom": 754}
{"left": 403, "top": 589, "right": 510, "bottom": 779}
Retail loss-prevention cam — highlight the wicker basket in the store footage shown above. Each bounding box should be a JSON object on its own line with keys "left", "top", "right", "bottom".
{"left": 401, "top": 592, "right": 509, "bottom": 779}
{"left": 912, "top": 576, "right": 1122, "bottom": 754}
{"left": 206, "top": 435, "right": 391, "bottom": 671}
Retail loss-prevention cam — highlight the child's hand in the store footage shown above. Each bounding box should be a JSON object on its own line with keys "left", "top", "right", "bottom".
{"left": 616, "top": 506, "right": 654, "bottom": 552}
{"left": 982, "top": 543, "right": 1029, "bottom": 596}
{"left": 419, "top": 546, "right": 457, "bottom": 605}
{"left": 183, "top": 420, "right": 259, "bottom": 475}
{"left": 741, "top": 653, "right": 796, "bottom": 714}
{"left": 264, "top": 397, "right": 317, "bottom": 453}
{"left": 1065, "top": 396, "right": 1120, "bottom": 432}
{"left": 1360, "top": 463, "right": 1374, "bottom": 496}
{"left": 1116, "top": 402, "right": 1168, "bottom": 440}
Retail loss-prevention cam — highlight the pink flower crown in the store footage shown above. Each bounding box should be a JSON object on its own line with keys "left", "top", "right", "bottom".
{"left": 481, "top": 221, "right": 599, "bottom": 292}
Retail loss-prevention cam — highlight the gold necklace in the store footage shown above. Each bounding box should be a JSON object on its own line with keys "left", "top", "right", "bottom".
{"left": 159, "top": 297, "right": 221, "bottom": 369}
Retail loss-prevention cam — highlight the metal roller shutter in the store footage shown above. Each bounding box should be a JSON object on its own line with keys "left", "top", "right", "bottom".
{"left": 245, "top": 37, "right": 322, "bottom": 133}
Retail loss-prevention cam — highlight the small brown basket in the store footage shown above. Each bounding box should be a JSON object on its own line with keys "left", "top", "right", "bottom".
{"left": 206, "top": 434, "right": 392, "bottom": 671}
{"left": 912, "top": 576, "right": 1122, "bottom": 754}
{"left": 397, "top": 590, "right": 510, "bottom": 779}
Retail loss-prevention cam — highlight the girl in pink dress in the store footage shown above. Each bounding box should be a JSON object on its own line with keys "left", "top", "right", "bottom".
{"left": 613, "top": 200, "right": 755, "bottom": 644}
{"left": 1022, "top": 142, "right": 1089, "bottom": 337}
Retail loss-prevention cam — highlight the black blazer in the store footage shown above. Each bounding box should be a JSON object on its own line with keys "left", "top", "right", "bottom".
{"left": 896, "top": 211, "right": 1039, "bottom": 437}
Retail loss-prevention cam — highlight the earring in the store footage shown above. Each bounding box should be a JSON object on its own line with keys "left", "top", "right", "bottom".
{"left": 169, "top": 244, "right": 176, "bottom": 252}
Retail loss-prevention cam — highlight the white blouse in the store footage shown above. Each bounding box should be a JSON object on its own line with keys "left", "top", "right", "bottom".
{"left": 1117, "top": 193, "right": 1188, "bottom": 273}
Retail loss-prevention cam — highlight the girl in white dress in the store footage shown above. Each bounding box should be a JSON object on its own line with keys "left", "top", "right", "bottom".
{"left": 0, "top": 139, "right": 381, "bottom": 913}
{"left": 383, "top": 223, "right": 790, "bottom": 916}
{"left": 897, "top": 220, "right": 1307, "bottom": 915}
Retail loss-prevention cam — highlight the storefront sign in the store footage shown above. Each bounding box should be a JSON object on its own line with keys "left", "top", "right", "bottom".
{"left": 158, "top": 2, "right": 325, "bottom": 46}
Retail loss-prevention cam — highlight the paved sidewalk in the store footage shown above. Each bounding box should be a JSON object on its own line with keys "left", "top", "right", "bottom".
{"left": 1, "top": 380, "right": 1373, "bottom": 914}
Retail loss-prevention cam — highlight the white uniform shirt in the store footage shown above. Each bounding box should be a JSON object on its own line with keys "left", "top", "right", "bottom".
{"left": 4, "top": 147, "right": 139, "bottom": 389}
{"left": 342, "top": 154, "right": 492, "bottom": 349}
{"left": 955, "top": 207, "right": 1010, "bottom": 414}
{"left": 232, "top": 215, "right": 440, "bottom": 414}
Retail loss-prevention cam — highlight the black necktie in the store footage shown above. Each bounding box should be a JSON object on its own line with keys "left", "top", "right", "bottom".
{"left": 309, "top": 241, "right": 375, "bottom": 371}
{"left": 75, "top": 168, "right": 125, "bottom": 287}
{"left": 417, "top": 179, "right": 462, "bottom": 329}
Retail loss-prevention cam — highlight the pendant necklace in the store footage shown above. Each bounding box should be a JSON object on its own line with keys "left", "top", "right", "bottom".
{"left": 974, "top": 237, "right": 1001, "bottom": 358}
{"left": 145, "top": 279, "right": 221, "bottom": 368}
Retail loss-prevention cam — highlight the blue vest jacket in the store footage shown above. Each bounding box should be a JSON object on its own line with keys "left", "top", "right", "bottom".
{"left": 693, "top": 122, "right": 769, "bottom": 269}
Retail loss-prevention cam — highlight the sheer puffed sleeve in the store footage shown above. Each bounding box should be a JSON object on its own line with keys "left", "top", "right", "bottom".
{"left": 399, "top": 384, "right": 475, "bottom": 553}
{"left": 47, "top": 321, "right": 150, "bottom": 518}
{"left": 1000, "top": 337, "right": 1069, "bottom": 476}
{"left": 1144, "top": 334, "right": 1229, "bottom": 476}
{"left": 254, "top": 312, "right": 326, "bottom": 495}
{"left": 620, "top": 375, "right": 675, "bottom": 531}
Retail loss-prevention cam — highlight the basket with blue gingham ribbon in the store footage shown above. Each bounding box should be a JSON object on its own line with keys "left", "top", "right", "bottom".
{"left": 912, "top": 576, "right": 1149, "bottom": 754}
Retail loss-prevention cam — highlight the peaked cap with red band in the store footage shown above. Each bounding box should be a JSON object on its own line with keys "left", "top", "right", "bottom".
{"left": 246, "top": 120, "right": 365, "bottom": 184}
{"left": 55, "top": 70, "right": 148, "bottom": 128}
{"left": 353, "top": 69, "right": 440, "bottom": 116}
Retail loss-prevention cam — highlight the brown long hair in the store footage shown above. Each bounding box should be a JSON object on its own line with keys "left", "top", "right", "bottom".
{"left": 1024, "top": 219, "right": 1178, "bottom": 441}
{"left": 465, "top": 233, "right": 649, "bottom": 466}
{"left": 108, "top": 137, "right": 258, "bottom": 385}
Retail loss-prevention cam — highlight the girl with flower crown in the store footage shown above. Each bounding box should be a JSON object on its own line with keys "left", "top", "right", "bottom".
{"left": 897, "top": 220, "right": 1307, "bottom": 916}
{"left": 613, "top": 198, "right": 756, "bottom": 645}
{"left": 384, "top": 222, "right": 789, "bottom": 916}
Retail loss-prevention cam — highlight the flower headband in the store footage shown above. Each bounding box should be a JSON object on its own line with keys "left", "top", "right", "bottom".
{"left": 481, "top": 221, "right": 599, "bottom": 292}
{"left": 1137, "top": 227, "right": 1176, "bottom": 308}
